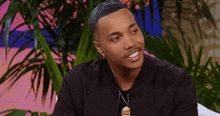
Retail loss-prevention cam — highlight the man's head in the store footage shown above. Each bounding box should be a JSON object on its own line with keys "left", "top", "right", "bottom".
{"left": 89, "top": 1, "right": 145, "bottom": 70}
{"left": 88, "top": 1, "right": 127, "bottom": 35}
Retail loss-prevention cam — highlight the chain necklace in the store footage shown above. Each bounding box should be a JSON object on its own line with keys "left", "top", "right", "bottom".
{"left": 119, "top": 90, "right": 131, "bottom": 116}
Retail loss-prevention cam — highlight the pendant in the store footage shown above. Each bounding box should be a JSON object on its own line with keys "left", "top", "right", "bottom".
{"left": 121, "top": 106, "right": 131, "bottom": 116}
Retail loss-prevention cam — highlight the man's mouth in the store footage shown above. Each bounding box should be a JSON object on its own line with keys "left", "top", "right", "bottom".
{"left": 129, "top": 51, "right": 138, "bottom": 58}
{"left": 125, "top": 48, "right": 141, "bottom": 58}
{"left": 127, "top": 51, "right": 139, "bottom": 61}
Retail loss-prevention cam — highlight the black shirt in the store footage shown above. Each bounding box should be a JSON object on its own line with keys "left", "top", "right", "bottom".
{"left": 53, "top": 54, "right": 198, "bottom": 116}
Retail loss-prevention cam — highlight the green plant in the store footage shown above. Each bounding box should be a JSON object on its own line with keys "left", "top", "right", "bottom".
{"left": 143, "top": 30, "right": 220, "bottom": 112}
{"left": 0, "top": 0, "right": 219, "bottom": 115}
{"left": 0, "top": 0, "right": 99, "bottom": 115}
{"left": 0, "top": 0, "right": 99, "bottom": 104}
{"left": 0, "top": 109, "right": 51, "bottom": 116}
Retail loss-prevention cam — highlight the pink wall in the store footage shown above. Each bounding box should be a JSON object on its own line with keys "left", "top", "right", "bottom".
{"left": 0, "top": 48, "right": 56, "bottom": 115}
{"left": 0, "top": 1, "right": 28, "bottom": 31}
{"left": 0, "top": 2, "right": 56, "bottom": 114}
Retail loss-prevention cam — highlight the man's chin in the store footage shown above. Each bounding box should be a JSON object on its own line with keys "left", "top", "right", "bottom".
{"left": 107, "top": 55, "right": 144, "bottom": 70}
{"left": 123, "top": 58, "right": 144, "bottom": 70}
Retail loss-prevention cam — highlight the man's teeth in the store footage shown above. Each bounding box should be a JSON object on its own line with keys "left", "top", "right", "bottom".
{"left": 129, "top": 52, "right": 138, "bottom": 58}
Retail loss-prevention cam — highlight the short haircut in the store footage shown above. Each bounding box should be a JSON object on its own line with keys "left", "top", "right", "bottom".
{"left": 88, "top": 0, "right": 127, "bottom": 35}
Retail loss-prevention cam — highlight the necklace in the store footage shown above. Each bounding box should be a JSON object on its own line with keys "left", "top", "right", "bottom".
{"left": 119, "top": 90, "right": 131, "bottom": 116}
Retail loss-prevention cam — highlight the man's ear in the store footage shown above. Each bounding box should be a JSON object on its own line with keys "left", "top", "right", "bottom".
{"left": 94, "top": 41, "right": 104, "bottom": 55}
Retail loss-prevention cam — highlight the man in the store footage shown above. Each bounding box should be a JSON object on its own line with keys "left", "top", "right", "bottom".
{"left": 53, "top": 1, "right": 198, "bottom": 116}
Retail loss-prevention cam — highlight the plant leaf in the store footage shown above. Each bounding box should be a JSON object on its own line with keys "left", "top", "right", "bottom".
{"left": 40, "top": 112, "right": 48, "bottom": 116}
{"left": 186, "top": 45, "right": 193, "bottom": 73}
{"left": 193, "top": 47, "right": 203, "bottom": 77}
{"left": 175, "top": 0, "right": 182, "bottom": 22}
{"left": 3, "top": 1, "right": 20, "bottom": 61}
{"left": 33, "top": 25, "right": 62, "bottom": 94}
{"left": 5, "top": 110, "right": 27, "bottom": 116}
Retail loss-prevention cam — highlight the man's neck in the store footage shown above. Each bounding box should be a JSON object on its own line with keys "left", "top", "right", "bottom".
{"left": 109, "top": 63, "right": 142, "bottom": 91}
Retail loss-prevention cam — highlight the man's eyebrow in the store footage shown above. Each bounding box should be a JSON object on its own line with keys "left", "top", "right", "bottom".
{"left": 128, "top": 23, "right": 137, "bottom": 29}
{"left": 107, "top": 23, "right": 137, "bottom": 38}
{"left": 107, "top": 31, "right": 120, "bottom": 38}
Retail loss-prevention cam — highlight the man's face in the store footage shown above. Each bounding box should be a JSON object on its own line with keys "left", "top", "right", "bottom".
{"left": 94, "top": 8, "right": 145, "bottom": 69}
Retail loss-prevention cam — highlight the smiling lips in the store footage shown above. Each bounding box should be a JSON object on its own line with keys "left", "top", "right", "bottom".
{"left": 129, "top": 51, "right": 138, "bottom": 58}
{"left": 127, "top": 51, "right": 139, "bottom": 61}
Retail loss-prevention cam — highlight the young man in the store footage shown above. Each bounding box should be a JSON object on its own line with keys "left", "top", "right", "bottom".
{"left": 53, "top": 1, "right": 198, "bottom": 116}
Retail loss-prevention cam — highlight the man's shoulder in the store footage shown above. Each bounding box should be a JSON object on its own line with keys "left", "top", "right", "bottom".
{"left": 143, "top": 55, "right": 195, "bottom": 99}
{"left": 144, "top": 55, "right": 184, "bottom": 73}
{"left": 154, "top": 58, "right": 184, "bottom": 75}
{"left": 144, "top": 55, "right": 190, "bottom": 84}
{"left": 63, "top": 58, "right": 107, "bottom": 82}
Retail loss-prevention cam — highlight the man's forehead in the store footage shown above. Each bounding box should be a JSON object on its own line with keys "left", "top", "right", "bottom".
{"left": 94, "top": 8, "right": 136, "bottom": 40}
{"left": 98, "top": 9, "right": 135, "bottom": 28}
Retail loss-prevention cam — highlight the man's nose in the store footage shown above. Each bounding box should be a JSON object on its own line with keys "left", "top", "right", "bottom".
{"left": 124, "top": 36, "right": 135, "bottom": 50}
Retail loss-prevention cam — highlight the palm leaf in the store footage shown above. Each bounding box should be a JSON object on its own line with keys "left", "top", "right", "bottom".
{"left": 193, "top": 47, "right": 203, "bottom": 77}
{"left": 1, "top": 1, "right": 20, "bottom": 60}
{"left": 175, "top": 0, "right": 182, "bottom": 22}
{"left": 0, "top": 0, "right": 7, "bottom": 6}
{"left": 186, "top": 45, "right": 194, "bottom": 73}
{"left": 33, "top": 25, "right": 62, "bottom": 94}
{"left": 5, "top": 110, "right": 26, "bottom": 116}
{"left": 0, "top": 109, "right": 51, "bottom": 116}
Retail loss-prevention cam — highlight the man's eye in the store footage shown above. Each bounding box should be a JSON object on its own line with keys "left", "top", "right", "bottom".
{"left": 112, "top": 37, "right": 120, "bottom": 42}
{"left": 132, "top": 29, "right": 138, "bottom": 34}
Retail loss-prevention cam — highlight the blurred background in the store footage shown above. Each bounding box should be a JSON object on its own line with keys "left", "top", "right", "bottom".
{"left": 0, "top": 0, "right": 220, "bottom": 115}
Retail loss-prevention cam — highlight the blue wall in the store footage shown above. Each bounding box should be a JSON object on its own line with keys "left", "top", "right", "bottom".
{"left": 0, "top": 0, "right": 161, "bottom": 48}
{"left": 134, "top": 0, "right": 162, "bottom": 37}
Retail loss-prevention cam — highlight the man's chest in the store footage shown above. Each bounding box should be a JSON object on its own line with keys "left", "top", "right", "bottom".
{"left": 82, "top": 84, "right": 175, "bottom": 116}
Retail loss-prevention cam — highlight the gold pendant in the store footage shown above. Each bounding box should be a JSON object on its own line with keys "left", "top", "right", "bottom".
{"left": 121, "top": 106, "right": 131, "bottom": 116}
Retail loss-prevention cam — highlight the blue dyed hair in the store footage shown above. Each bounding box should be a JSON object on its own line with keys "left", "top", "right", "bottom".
{"left": 88, "top": 0, "right": 127, "bottom": 35}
